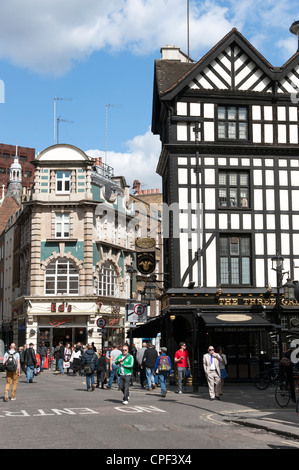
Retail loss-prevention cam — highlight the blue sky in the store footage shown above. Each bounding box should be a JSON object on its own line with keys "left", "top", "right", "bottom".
{"left": 0, "top": 0, "right": 298, "bottom": 190}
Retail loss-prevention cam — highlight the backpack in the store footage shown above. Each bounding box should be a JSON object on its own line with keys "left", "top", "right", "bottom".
{"left": 280, "top": 357, "right": 292, "bottom": 368}
{"left": 158, "top": 356, "right": 170, "bottom": 372}
{"left": 5, "top": 352, "right": 17, "bottom": 372}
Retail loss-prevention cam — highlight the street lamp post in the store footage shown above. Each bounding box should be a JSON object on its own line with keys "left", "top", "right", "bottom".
{"left": 126, "top": 264, "right": 137, "bottom": 353}
{"left": 271, "top": 253, "right": 285, "bottom": 359}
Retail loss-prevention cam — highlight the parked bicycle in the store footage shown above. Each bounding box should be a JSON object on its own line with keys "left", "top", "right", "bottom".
{"left": 275, "top": 374, "right": 299, "bottom": 408}
{"left": 253, "top": 363, "right": 279, "bottom": 390}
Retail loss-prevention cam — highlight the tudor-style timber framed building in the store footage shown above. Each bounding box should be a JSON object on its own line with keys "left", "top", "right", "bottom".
{"left": 151, "top": 28, "right": 299, "bottom": 381}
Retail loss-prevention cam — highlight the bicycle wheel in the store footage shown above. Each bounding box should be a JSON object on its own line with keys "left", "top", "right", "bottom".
{"left": 253, "top": 371, "right": 271, "bottom": 390}
{"left": 275, "top": 383, "right": 290, "bottom": 407}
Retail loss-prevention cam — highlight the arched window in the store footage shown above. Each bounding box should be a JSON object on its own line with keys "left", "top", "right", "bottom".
{"left": 98, "top": 262, "right": 119, "bottom": 297}
{"left": 45, "top": 258, "right": 79, "bottom": 295}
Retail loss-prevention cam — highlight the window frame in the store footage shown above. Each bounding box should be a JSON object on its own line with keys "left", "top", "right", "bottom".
{"left": 219, "top": 235, "right": 251, "bottom": 286}
{"left": 55, "top": 213, "right": 70, "bottom": 238}
{"left": 218, "top": 170, "right": 250, "bottom": 209}
{"left": 217, "top": 105, "right": 248, "bottom": 141}
{"left": 97, "top": 262, "right": 119, "bottom": 297}
{"left": 56, "top": 171, "right": 71, "bottom": 194}
{"left": 45, "top": 258, "right": 79, "bottom": 295}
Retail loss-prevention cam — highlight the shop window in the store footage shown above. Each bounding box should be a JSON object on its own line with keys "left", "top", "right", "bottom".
{"left": 56, "top": 171, "right": 70, "bottom": 193}
{"left": 55, "top": 213, "right": 70, "bottom": 238}
{"left": 45, "top": 258, "right": 79, "bottom": 295}
{"left": 98, "top": 262, "right": 119, "bottom": 297}
{"left": 219, "top": 235, "right": 251, "bottom": 285}
{"left": 218, "top": 171, "right": 249, "bottom": 208}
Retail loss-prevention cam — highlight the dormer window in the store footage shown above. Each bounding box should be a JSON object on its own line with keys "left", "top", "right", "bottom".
{"left": 56, "top": 171, "right": 70, "bottom": 193}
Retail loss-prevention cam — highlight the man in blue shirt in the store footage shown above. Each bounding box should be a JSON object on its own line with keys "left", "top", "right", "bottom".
{"left": 154, "top": 347, "right": 172, "bottom": 398}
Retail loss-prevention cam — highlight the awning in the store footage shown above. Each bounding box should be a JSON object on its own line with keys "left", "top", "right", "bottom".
{"left": 128, "top": 317, "right": 162, "bottom": 338}
{"left": 200, "top": 313, "right": 273, "bottom": 329}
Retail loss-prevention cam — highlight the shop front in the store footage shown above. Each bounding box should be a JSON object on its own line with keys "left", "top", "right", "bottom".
{"left": 38, "top": 315, "right": 88, "bottom": 351}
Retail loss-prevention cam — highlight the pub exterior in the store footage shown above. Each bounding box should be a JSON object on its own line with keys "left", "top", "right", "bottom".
{"left": 151, "top": 28, "right": 299, "bottom": 381}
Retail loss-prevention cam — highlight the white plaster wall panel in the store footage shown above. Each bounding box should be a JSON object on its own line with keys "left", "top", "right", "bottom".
{"left": 218, "top": 158, "right": 227, "bottom": 166}
{"left": 204, "top": 122, "right": 215, "bottom": 141}
{"left": 190, "top": 157, "right": 196, "bottom": 165}
{"left": 277, "top": 107, "right": 286, "bottom": 121}
{"left": 190, "top": 124, "right": 202, "bottom": 142}
{"left": 254, "top": 214, "right": 263, "bottom": 229}
{"left": 204, "top": 169, "right": 215, "bottom": 185}
{"left": 292, "top": 215, "right": 299, "bottom": 230}
{"left": 281, "top": 233, "right": 290, "bottom": 256}
{"left": 205, "top": 188, "right": 215, "bottom": 210}
{"left": 192, "top": 234, "right": 199, "bottom": 286}
{"left": 292, "top": 190, "right": 299, "bottom": 211}
{"left": 229, "top": 158, "right": 239, "bottom": 166}
{"left": 280, "top": 190, "right": 289, "bottom": 211}
{"left": 212, "top": 60, "right": 231, "bottom": 85}
{"left": 253, "top": 170, "right": 263, "bottom": 185}
{"left": 279, "top": 171, "right": 288, "bottom": 186}
{"left": 178, "top": 188, "right": 188, "bottom": 210}
{"left": 235, "top": 59, "right": 251, "bottom": 84}
{"left": 204, "top": 67, "right": 228, "bottom": 89}
{"left": 280, "top": 214, "right": 289, "bottom": 230}
{"left": 196, "top": 74, "right": 213, "bottom": 89}
{"left": 206, "top": 237, "right": 217, "bottom": 287}
{"left": 289, "top": 124, "right": 298, "bottom": 144}
{"left": 178, "top": 157, "right": 188, "bottom": 165}
{"left": 252, "top": 124, "right": 261, "bottom": 143}
{"left": 190, "top": 168, "right": 197, "bottom": 185}
{"left": 219, "top": 52, "right": 231, "bottom": 70}
{"left": 178, "top": 168, "right": 188, "bottom": 185}
{"left": 291, "top": 160, "right": 299, "bottom": 168}
{"left": 179, "top": 212, "right": 188, "bottom": 229}
{"left": 278, "top": 125, "right": 287, "bottom": 143}
{"left": 264, "top": 106, "right": 273, "bottom": 120}
{"left": 279, "top": 159, "right": 287, "bottom": 167}
{"left": 177, "top": 123, "right": 188, "bottom": 141}
{"left": 190, "top": 103, "right": 201, "bottom": 116}
{"left": 204, "top": 158, "right": 215, "bottom": 166}
{"left": 267, "top": 233, "right": 276, "bottom": 256}
{"left": 252, "top": 106, "right": 261, "bottom": 120}
{"left": 291, "top": 171, "right": 299, "bottom": 187}
{"left": 239, "top": 68, "right": 263, "bottom": 90}
{"left": 191, "top": 188, "right": 198, "bottom": 209}
{"left": 255, "top": 233, "right": 264, "bottom": 254}
{"left": 280, "top": 78, "right": 297, "bottom": 93}
{"left": 243, "top": 214, "right": 251, "bottom": 229}
{"left": 254, "top": 190, "right": 263, "bottom": 210}
{"left": 264, "top": 124, "right": 273, "bottom": 143}
{"left": 177, "top": 102, "right": 187, "bottom": 115}
{"left": 255, "top": 259, "right": 265, "bottom": 287}
{"left": 231, "top": 213, "right": 240, "bottom": 229}
{"left": 180, "top": 233, "right": 189, "bottom": 281}
{"left": 219, "top": 213, "right": 227, "bottom": 229}
{"left": 265, "top": 159, "right": 274, "bottom": 167}
{"left": 267, "top": 214, "right": 275, "bottom": 229}
{"left": 289, "top": 107, "right": 298, "bottom": 121}
{"left": 254, "top": 77, "right": 271, "bottom": 91}
{"left": 205, "top": 213, "right": 215, "bottom": 229}
{"left": 241, "top": 158, "right": 250, "bottom": 166}
{"left": 203, "top": 103, "right": 214, "bottom": 118}
{"left": 293, "top": 234, "right": 299, "bottom": 255}
{"left": 266, "top": 190, "right": 275, "bottom": 210}
{"left": 265, "top": 170, "right": 274, "bottom": 186}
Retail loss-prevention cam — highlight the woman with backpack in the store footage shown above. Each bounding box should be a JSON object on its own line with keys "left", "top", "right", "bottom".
{"left": 154, "top": 347, "right": 172, "bottom": 398}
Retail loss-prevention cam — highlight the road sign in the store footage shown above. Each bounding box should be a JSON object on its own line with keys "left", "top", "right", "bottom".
{"left": 96, "top": 317, "right": 106, "bottom": 328}
{"left": 125, "top": 303, "right": 148, "bottom": 324}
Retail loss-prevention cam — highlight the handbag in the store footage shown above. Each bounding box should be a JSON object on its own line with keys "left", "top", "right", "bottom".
{"left": 84, "top": 364, "right": 92, "bottom": 374}
{"left": 63, "top": 361, "right": 70, "bottom": 369}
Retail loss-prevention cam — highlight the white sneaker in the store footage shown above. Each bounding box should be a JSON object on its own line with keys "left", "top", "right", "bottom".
{"left": 11, "top": 397, "right": 16, "bottom": 401}
{"left": 178, "top": 391, "right": 182, "bottom": 394}
{"left": 123, "top": 401, "right": 129, "bottom": 405}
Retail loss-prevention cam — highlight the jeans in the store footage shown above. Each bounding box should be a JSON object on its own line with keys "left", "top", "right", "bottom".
{"left": 85, "top": 372, "right": 95, "bottom": 390}
{"left": 177, "top": 367, "right": 186, "bottom": 392}
{"left": 119, "top": 374, "right": 131, "bottom": 401}
{"left": 158, "top": 373, "right": 167, "bottom": 395}
{"left": 108, "top": 364, "right": 120, "bottom": 388}
{"left": 40, "top": 356, "right": 45, "bottom": 371}
{"left": 26, "top": 365, "right": 35, "bottom": 383}
{"left": 58, "top": 358, "right": 64, "bottom": 374}
{"left": 145, "top": 367, "right": 155, "bottom": 389}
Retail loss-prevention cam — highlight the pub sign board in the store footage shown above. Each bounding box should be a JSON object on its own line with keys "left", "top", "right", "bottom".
{"left": 136, "top": 251, "right": 156, "bottom": 275}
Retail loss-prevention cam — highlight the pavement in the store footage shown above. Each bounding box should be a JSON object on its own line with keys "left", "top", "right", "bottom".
{"left": 155, "top": 381, "right": 299, "bottom": 440}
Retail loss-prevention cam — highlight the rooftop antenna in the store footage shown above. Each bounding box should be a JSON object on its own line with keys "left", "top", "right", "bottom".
{"left": 54, "top": 97, "right": 72, "bottom": 144}
{"left": 105, "top": 104, "right": 122, "bottom": 165}
{"left": 56, "top": 116, "right": 74, "bottom": 144}
{"left": 290, "top": 20, "right": 299, "bottom": 52}
{"left": 163, "top": 0, "right": 190, "bottom": 62}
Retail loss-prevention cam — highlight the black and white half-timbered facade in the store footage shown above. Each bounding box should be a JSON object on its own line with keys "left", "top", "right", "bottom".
{"left": 152, "top": 28, "right": 299, "bottom": 381}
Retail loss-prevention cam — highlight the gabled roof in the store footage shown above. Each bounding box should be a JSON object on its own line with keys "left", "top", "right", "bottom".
{"left": 154, "top": 28, "right": 299, "bottom": 100}
{"left": 0, "top": 196, "right": 19, "bottom": 235}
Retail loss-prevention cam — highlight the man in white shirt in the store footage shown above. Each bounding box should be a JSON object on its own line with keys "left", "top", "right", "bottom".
{"left": 203, "top": 346, "right": 224, "bottom": 400}
{"left": 106, "top": 344, "right": 122, "bottom": 390}
{"left": 3, "top": 343, "right": 21, "bottom": 402}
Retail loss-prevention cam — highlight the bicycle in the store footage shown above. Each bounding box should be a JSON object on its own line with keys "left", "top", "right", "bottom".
{"left": 253, "top": 364, "right": 279, "bottom": 390}
{"left": 275, "top": 374, "right": 299, "bottom": 408}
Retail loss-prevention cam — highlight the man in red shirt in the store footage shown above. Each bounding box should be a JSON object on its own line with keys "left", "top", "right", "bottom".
{"left": 174, "top": 342, "right": 191, "bottom": 394}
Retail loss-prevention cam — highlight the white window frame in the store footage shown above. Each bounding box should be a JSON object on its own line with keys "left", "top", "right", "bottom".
{"left": 55, "top": 213, "right": 70, "bottom": 238}
{"left": 56, "top": 171, "right": 71, "bottom": 193}
{"left": 45, "top": 258, "right": 79, "bottom": 295}
{"left": 98, "top": 262, "right": 119, "bottom": 297}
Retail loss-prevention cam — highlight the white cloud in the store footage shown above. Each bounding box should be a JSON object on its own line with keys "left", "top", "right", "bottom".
{"left": 85, "top": 128, "right": 162, "bottom": 192}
